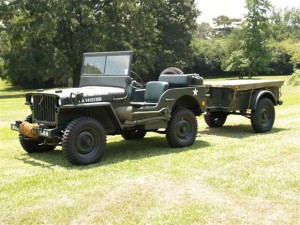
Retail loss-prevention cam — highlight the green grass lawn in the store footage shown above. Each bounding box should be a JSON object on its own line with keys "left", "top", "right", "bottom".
{"left": 0, "top": 77, "right": 299, "bottom": 224}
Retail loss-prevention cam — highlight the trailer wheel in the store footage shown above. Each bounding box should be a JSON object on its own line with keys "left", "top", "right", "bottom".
{"left": 19, "top": 115, "right": 55, "bottom": 153}
{"left": 204, "top": 112, "right": 228, "bottom": 128}
{"left": 251, "top": 98, "right": 275, "bottom": 133}
{"left": 62, "top": 117, "right": 106, "bottom": 165}
{"left": 166, "top": 108, "right": 198, "bottom": 148}
{"left": 121, "top": 129, "right": 146, "bottom": 140}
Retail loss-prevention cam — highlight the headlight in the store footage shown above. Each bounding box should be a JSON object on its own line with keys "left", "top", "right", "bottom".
{"left": 26, "top": 95, "right": 34, "bottom": 104}
{"left": 30, "top": 96, "right": 34, "bottom": 104}
{"left": 56, "top": 98, "right": 62, "bottom": 107}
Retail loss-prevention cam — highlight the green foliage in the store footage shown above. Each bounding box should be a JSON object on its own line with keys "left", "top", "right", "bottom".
{"left": 278, "top": 39, "right": 300, "bottom": 67}
{"left": 268, "top": 8, "right": 300, "bottom": 42}
{"left": 194, "top": 22, "right": 214, "bottom": 39}
{"left": 243, "top": 0, "right": 272, "bottom": 77}
{"left": 223, "top": 50, "right": 250, "bottom": 77}
{"left": 192, "top": 38, "right": 224, "bottom": 76}
{"left": 268, "top": 39, "right": 293, "bottom": 75}
{"left": 221, "top": 29, "right": 246, "bottom": 74}
{"left": 213, "top": 15, "right": 241, "bottom": 36}
{"left": 0, "top": 28, "right": 10, "bottom": 79}
{"left": 287, "top": 69, "right": 300, "bottom": 86}
{"left": 1, "top": 0, "right": 198, "bottom": 87}
{"left": 152, "top": 0, "right": 199, "bottom": 77}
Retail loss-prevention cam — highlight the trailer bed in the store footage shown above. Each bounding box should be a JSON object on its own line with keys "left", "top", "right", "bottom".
{"left": 204, "top": 80, "right": 284, "bottom": 91}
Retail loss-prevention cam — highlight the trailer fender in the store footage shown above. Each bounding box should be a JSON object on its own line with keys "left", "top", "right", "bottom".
{"left": 250, "top": 90, "right": 277, "bottom": 110}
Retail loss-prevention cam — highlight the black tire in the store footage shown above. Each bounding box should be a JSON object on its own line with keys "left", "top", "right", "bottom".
{"left": 121, "top": 129, "right": 146, "bottom": 140}
{"left": 62, "top": 117, "right": 106, "bottom": 165}
{"left": 166, "top": 108, "right": 198, "bottom": 148}
{"left": 204, "top": 112, "right": 228, "bottom": 128}
{"left": 19, "top": 115, "right": 55, "bottom": 153}
{"left": 161, "top": 67, "right": 184, "bottom": 75}
{"left": 251, "top": 98, "right": 275, "bottom": 133}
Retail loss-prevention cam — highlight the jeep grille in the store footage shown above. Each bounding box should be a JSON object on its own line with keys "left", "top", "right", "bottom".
{"left": 32, "top": 95, "right": 56, "bottom": 124}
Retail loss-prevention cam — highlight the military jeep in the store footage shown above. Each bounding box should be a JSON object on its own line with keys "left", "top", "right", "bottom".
{"left": 11, "top": 51, "right": 206, "bottom": 165}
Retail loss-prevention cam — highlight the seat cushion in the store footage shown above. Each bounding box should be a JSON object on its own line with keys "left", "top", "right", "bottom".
{"left": 144, "top": 81, "right": 169, "bottom": 103}
{"left": 159, "top": 74, "right": 192, "bottom": 87}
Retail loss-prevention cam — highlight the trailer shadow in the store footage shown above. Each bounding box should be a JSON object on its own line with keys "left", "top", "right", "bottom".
{"left": 201, "top": 125, "right": 286, "bottom": 139}
{"left": 16, "top": 135, "right": 211, "bottom": 169}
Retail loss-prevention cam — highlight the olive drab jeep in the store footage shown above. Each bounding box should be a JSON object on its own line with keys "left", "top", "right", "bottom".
{"left": 11, "top": 51, "right": 207, "bottom": 165}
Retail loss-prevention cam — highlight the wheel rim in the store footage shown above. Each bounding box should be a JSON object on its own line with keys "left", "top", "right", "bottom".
{"left": 214, "top": 117, "right": 222, "bottom": 122}
{"left": 75, "top": 128, "right": 100, "bottom": 157}
{"left": 260, "top": 105, "right": 272, "bottom": 127}
{"left": 177, "top": 117, "right": 193, "bottom": 140}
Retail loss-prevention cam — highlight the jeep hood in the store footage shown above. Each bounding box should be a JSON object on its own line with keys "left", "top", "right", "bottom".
{"left": 39, "top": 86, "right": 126, "bottom": 99}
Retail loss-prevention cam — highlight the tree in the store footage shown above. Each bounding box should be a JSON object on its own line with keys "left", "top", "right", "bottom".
{"left": 1, "top": 0, "right": 199, "bottom": 87}
{"left": 192, "top": 38, "right": 224, "bottom": 76}
{"left": 194, "top": 22, "right": 214, "bottom": 39}
{"left": 0, "top": 0, "right": 62, "bottom": 87}
{"left": 268, "top": 7, "right": 300, "bottom": 41}
{"left": 213, "top": 15, "right": 241, "bottom": 36}
{"left": 152, "top": 0, "right": 199, "bottom": 77}
{"left": 267, "top": 8, "right": 300, "bottom": 73}
{"left": 243, "top": 0, "right": 272, "bottom": 77}
{"left": 279, "top": 39, "right": 300, "bottom": 70}
{"left": 223, "top": 50, "right": 250, "bottom": 78}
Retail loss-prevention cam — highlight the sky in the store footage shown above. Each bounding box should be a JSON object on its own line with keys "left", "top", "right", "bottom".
{"left": 196, "top": 0, "right": 300, "bottom": 24}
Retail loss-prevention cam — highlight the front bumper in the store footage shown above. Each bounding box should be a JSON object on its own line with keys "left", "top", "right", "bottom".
{"left": 11, "top": 121, "right": 53, "bottom": 138}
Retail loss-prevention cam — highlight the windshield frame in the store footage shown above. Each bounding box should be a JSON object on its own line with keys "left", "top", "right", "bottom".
{"left": 81, "top": 51, "right": 133, "bottom": 77}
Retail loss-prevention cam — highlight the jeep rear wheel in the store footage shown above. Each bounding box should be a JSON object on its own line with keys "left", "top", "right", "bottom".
{"left": 204, "top": 112, "right": 228, "bottom": 128}
{"left": 19, "top": 115, "right": 55, "bottom": 153}
{"left": 166, "top": 108, "right": 198, "bottom": 148}
{"left": 62, "top": 117, "right": 106, "bottom": 165}
{"left": 251, "top": 98, "right": 275, "bottom": 133}
{"left": 121, "top": 129, "right": 146, "bottom": 140}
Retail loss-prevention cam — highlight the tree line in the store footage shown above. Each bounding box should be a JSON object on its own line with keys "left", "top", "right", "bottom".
{"left": 192, "top": 0, "right": 300, "bottom": 78}
{"left": 0, "top": 0, "right": 299, "bottom": 88}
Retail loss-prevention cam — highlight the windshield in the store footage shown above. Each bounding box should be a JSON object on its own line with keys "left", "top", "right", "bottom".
{"left": 82, "top": 54, "right": 131, "bottom": 76}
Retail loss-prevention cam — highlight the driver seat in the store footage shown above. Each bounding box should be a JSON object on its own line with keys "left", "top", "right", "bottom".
{"left": 131, "top": 81, "right": 169, "bottom": 107}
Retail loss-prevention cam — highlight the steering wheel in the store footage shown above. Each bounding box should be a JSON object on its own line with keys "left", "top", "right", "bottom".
{"left": 130, "top": 71, "right": 144, "bottom": 88}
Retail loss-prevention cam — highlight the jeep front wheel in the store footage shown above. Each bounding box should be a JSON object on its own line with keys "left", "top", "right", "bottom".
{"left": 166, "top": 108, "right": 198, "bottom": 148}
{"left": 19, "top": 115, "right": 55, "bottom": 153}
{"left": 62, "top": 117, "right": 106, "bottom": 165}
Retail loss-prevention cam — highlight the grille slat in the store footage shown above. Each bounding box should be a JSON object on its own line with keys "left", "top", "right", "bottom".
{"left": 32, "top": 95, "right": 56, "bottom": 125}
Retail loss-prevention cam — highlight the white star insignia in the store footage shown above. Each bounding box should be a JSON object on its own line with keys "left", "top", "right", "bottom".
{"left": 193, "top": 88, "right": 198, "bottom": 96}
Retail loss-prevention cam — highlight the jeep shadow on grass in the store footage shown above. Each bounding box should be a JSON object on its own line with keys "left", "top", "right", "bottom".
{"left": 16, "top": 136, "right": 211, "bottom": 168}
{"left": 12, "top": 51, "right": 206, "bottom": 165}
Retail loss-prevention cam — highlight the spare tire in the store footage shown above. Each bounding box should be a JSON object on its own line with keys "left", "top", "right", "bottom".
{"left": 161, "top": 67, "right": 184, "bottom": 75}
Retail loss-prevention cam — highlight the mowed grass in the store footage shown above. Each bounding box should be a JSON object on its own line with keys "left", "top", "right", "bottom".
{"left": 0, "top": 77, "right": 299, "bottom": 224}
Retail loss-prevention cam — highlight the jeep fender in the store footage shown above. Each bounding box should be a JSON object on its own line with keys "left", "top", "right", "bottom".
{"left": 159, "top": 88, "right": 206, "bottom": 116}
{"left": 250, "top": 90, "right": 276, "bottom": 110}
{"left": 60, "top": 102, "right": 122, "bottom": 134}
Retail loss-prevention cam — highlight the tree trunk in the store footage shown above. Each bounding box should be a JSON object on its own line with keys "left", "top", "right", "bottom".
{"left": 72, "top": 64, "right": 81, "bottom": 87}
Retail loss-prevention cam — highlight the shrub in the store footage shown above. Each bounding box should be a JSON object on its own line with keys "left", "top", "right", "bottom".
{"left": 287, "top": 69, "right": 300, "bottom": 86}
